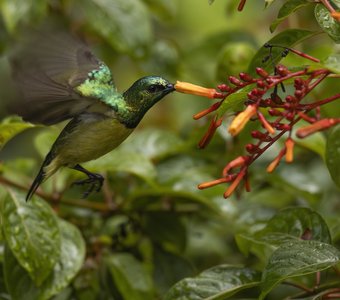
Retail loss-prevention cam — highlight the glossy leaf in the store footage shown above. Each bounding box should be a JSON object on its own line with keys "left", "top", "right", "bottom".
{"left": 3, "top": 219, "right": 85, "bottom": 300}
{"left": 165, "top": 265, "right": 261, "bottom": 300}
{"left": 0, "top": 117, "right": 35, "bottom": 151}
{"left": 326, "top": 124, "right": 340, "bottom": 188}
{"left": 106, "top": 253, "right": 154, "bottom": 300}
{"left": 1, "top": 189, "right": 60, "bottom": 285}
{"left": 315, "top": 4, "right": 340, "bottom": 43}
{"left": 79, "top": 0, "right": 152, "bottom": 57}
{"left": 236, "top": 207, "right": 331, "bottom": 263}
{"left": 270, "top": 0, "right": 311, "bottom": 32}
{"left": 247, "top": 29, "right": 317, "bottom": 76}
{"left": 260, "top": 240, "right": 340, "bottom": 299}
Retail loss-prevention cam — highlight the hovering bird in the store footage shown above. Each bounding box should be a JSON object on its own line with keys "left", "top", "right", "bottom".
{"left": 10, "top": 31, "right": 175, "bottom": 200}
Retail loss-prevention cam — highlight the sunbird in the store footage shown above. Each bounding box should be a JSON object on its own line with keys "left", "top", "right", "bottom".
{"left": 10, "top": 31, "right": 175, "bottom": 200}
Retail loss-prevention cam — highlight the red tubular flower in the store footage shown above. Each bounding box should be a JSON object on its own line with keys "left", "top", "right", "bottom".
{"left": 296, "top": 118, "right": 340, "bottom": 138}
{"left": 223, "top": 156, "right": 248, "bottom": 176}
{"left": 198, "top": 117, "right": 223, "bottom": 149}
{"left": 257, "top": 111, "right": 275, "bottom": 134}
{"left": 198, "top": 175, "right": 234, "bottom": 190}
{"left": 224, "top": 168, "right": 246, "bottom": 198}
{"left": 266, "top": 148, "right": 286, "bottom": 173}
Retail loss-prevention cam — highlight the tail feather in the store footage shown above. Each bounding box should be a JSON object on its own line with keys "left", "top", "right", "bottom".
{"left": 26, "top": 166, "right": 46, "bottom": 201}
{"left": 26, "top": 151, "right": 56, "bottom": 201}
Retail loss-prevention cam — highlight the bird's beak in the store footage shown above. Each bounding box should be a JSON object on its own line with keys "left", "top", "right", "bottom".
{"left": 166, "top": 83, "right": 176, "bottom": 93}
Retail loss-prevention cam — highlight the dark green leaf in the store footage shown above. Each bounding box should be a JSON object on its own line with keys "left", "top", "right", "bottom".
{"left": 236, "top": 207, "right": 331, "bottom": 263}
{"left": 78, "top": 0, "right": 152, "bottom": 57}
{"left": 326, "top": 124, "right": 340, "bottom": 187}
{"left": 3, "top": 219, "right": 85, "bottom": 300}
{"left": 165, "top": 265, "right": 261, "bottom": 300}
{"left": 315, "top": 4, "right": 340, "bottom": 43}
{"left": 0, "top": 117, "right": 35, "bottom": 151}
{"left": 106, "top": 253, "right": 154, "bottom": 300}
{"left": 260, "top": 240, "right": 340, "bottom": 299}
{"left": 1, "top": 188, "right": 60, "bottom": 285}
{"left": 270, "top": 0, "right": 311, "bottom": 32}
{"left": 144, "top": 212, "right": 186, "bottom": 252}
{"left": 247, "top": 29, "right": 317, "bottom": 76}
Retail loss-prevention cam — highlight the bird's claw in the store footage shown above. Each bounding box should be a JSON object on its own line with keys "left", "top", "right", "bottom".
{"left": 72, "top": 173, "right": 104, "bottom": 198}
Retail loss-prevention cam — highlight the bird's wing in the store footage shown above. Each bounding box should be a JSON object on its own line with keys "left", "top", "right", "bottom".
{"left": 10, "top": 31, "right": 117, "bottom": 125}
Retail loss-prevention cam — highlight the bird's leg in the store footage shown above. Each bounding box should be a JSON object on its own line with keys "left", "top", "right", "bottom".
{"left": 71, "top": 164, "right": 104, "bottom": 198}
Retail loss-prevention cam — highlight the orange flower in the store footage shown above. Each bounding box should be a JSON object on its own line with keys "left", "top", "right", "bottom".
{"left": 285, "top": 138, "right": 294, "bottom": 163}
{"left": 228, "top": 105, "right": 257, "bottom": 136}
{"left": 175, "top": 81, "right": 223, "bottom": 99}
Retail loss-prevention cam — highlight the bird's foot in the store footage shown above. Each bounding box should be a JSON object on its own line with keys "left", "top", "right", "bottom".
{"left": 72, "top": 173, "right": 104, "bottom": 198}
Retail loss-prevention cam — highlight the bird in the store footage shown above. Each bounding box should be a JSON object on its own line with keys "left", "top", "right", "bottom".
{"left": 10, "top": 30, "right": 175, "bottom": 201}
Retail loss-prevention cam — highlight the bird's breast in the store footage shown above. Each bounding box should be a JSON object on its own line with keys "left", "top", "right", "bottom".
{"left": 55, "top": 116, "right": 133, "bottom": 166}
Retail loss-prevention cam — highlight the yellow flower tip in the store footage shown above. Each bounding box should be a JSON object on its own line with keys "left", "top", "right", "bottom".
{"left": 228, "top": 105, "right": 257, "bottom": 136}
{"left": 174, "top": 81, "right": 218, "bottom": 99}
{"left": 285, "top": 138, "right": 294, "bottom": 163}
{"left": 331, "top": 12, "right": 340, "bottom": 22}
{"left": 266, "top": 156, "right": 280, "bottom": 173}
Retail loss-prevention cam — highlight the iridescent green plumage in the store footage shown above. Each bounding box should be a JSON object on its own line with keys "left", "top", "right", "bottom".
{"left": 11, "top": 31, "right": 175, "bottom": 200}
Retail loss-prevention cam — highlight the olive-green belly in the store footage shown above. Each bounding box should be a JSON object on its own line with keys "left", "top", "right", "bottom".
{"left": 54, "top": 117, "right": 133, "bottom": 166}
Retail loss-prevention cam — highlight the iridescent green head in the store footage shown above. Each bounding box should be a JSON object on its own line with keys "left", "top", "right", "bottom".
{"left": 121, "top": 76, "right": 174, "bottom": 128}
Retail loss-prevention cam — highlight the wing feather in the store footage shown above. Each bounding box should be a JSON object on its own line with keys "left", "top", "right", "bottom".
{"left": 10, "top": 30, "right": 115, "bottom": 125}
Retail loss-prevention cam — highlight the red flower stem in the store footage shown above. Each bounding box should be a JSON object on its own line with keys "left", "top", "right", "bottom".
{"left": 320, "top": 0, "right": 336, "bottom": 13}
{"left": 267, "top": 70, "right": 308, "bottom": 89}
{"left": 286, "top": 48, "right": 320, "bottom": 63}
{"left": 238, "top": 0, "right": 247, "bottom": 11}
{"left": 299, "top": 93, "right": 340, "bottom": 110}
{"left": 306, "top": 71, "right": 330, "bottom": 92}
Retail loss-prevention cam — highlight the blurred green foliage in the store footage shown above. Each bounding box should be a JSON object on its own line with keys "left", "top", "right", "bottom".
{"left": 0, "top": 0, "right": 340, "bottom": 299}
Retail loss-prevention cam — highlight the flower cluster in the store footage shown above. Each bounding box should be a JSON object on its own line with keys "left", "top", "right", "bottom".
{"left": 175, "top": 55, "right": 340, "bottom": 198}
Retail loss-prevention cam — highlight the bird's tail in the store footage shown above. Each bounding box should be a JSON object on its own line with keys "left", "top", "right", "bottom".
{"left": 26, "top": 151, "right": 57, "bottom": 201}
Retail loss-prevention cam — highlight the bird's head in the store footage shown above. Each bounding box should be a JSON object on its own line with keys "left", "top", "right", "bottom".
{"left": 122, "top": 76, "right": 175, "bottom": 127}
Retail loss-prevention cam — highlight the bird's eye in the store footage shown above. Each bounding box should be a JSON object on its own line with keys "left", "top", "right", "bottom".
{"left": 147, "top": 84, "right": 164, "bottom": 93}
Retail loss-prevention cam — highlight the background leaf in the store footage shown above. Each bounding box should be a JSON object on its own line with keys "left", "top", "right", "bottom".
{"left": 260, "top": 240, "right": 340, "bottom": 299}
{"left": 1, "top": 189, "right": 60, "bottom": 285}
{"left": 326, "top": 124, "right": 340, "bottom": 188}
{"left": 247, "top": 29, "right": 317, "bottom": 75}
{"left": 315, "top": 4, "right": 340, "bottom": 43}
{"left": 3, "top": 218, "right": 85, "bottom": 300}
{"left": 165, "top": 265, "right": 261, "bottom": 300}
{"left": 106, "top": 253, "right": 154, "bottom": 300}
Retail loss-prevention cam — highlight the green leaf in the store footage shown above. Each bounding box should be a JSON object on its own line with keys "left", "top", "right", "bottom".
{"left": 236, "top": 207, "right": 331, "bottom": 263}
{"left": 79, "top": 0, "right": 152, "bottom": 57}
{"left": 142, "top": 0, "right": 176, "bottom": 19}
{"left": 119, "top": 128, "right": 183, "bottom": 160}
{"left": 315, "top": 4, "right": 340, "bottom": 43}
{"left": 1, "top": 189, "right": 60, "bottom": 286}
{"left": 270, "top": 0, "right": 311, "bottom": 32}
{"left": 106, "top": 253, "right": 154, "bottom": 300}
{"left": 164, "top": 265, "right": 261, "bottom": 300}
{"left": 0, "top": 0, "right": 47, "bottom": 33}
{"left": 326, "top": 124, "right": 340, "bottom": 188}
{"left": 85, "top": 149, "right": 157, "bottom": 184}
{"left": 322, "top": 53, "right": 340, "bottom": 74}
{"left": 259, "top": 240, "right": 340, "bottom": 299}
{"left": 216, "top": 87, "right": 252, "bottom": 117}
{"left": 0, "top": 117, "right": 35, "bottom": 151}
{"left": 247, "top": 29, "right": 317, "bottom": 76}
{"left": 3, "top": 219, "right": 85, "bottom": 300}
{"left": 259, "top": 207, "right": 332, "bottom": 244}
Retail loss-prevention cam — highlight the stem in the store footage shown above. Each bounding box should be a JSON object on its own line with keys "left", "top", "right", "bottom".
{"left": 300, "top": 93, "right": 340, "bottom": 110}
{"left": 0, "top": 175, "right": 114, "bottom": 212}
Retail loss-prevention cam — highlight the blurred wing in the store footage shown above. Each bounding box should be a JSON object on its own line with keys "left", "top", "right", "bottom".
{"left": 10, "top": 31, "right": 116, "bottom": 125}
